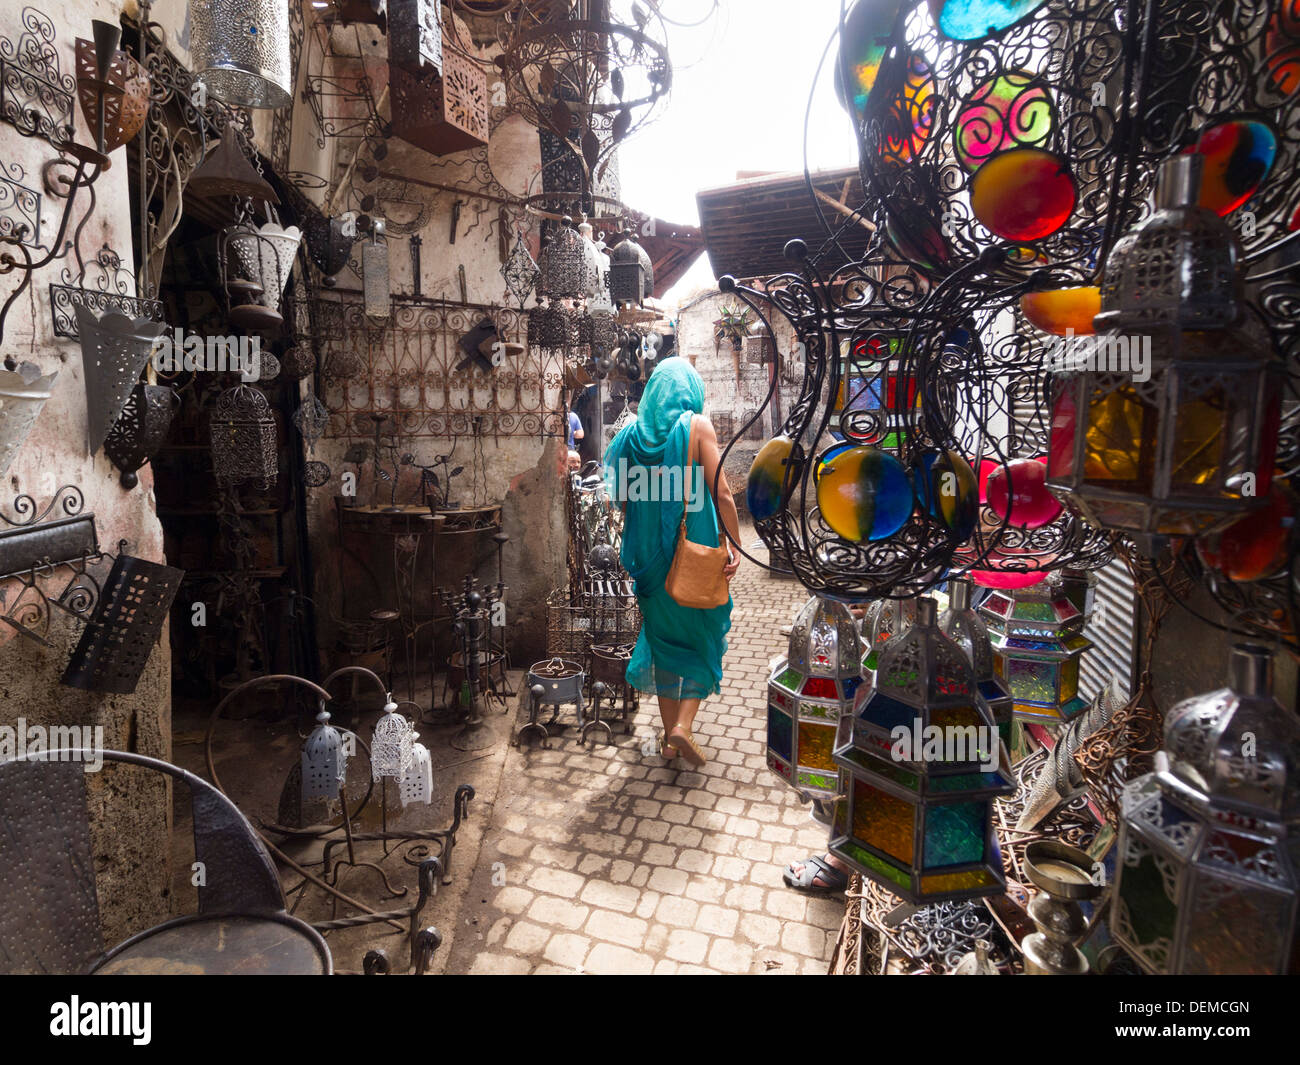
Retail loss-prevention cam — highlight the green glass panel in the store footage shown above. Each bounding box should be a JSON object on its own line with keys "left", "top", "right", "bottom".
{"left": 1118, "top": 837, "right": 1179, "bottom": 967}
{"left": 839, "top": 840, "right": 910, "bottom": 890}
{"left": 1005, "top": 656, "right": 1058, "bottom": 705}
{"left": 777, "top": 667, "right": 802, "bottom": 691}
{"left": 1012, "top": 601, "right": 1056, "bottom": 622}
{"left": 923, "top": 801, "right": 987, "bottom": 868}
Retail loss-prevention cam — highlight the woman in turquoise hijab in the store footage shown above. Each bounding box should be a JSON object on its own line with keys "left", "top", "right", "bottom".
{"left": 604, "top": 357, "right": 740, "bottom": 766}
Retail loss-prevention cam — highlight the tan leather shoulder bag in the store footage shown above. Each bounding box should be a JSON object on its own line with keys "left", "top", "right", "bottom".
{"left": 665, "top": 415, "right": 730, "bottom": 610}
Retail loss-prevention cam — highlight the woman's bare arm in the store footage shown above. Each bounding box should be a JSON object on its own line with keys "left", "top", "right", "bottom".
{"left": 694, "top": 414, "right": 742, "bottom": 579}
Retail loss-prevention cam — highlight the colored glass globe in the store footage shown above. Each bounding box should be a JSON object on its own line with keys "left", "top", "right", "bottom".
{"left": 913, "top": 448, "right": 978, "bottom": 541}
{"left": 816, "top": 445, "right": 914, "bottom": 542}
{"left": 986, "top": 457, "right": 1062, "bottom": 529}
{"left": 747, "top": 435, "right": 798, "bottom": 521}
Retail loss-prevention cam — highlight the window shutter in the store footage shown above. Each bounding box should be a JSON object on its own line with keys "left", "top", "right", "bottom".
{"left": 1079, "top": 557, "right": 1139, "bottom": 702}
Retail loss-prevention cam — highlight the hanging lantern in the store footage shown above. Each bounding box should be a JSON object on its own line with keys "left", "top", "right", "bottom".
{"left": 1046, "top": 154, "right": 1281, "bottom": 547}
{"left": 766, "top": 597, "right": 865, "bottom": 805}
{"left": 501, "top": 231, "right": 539, "bottom": 309}
{"left": 189, "top": 0, "right": 293, "bottom": 109}
{"left": 363, "top": 225, "right": 390, "bottom": 321}
{"left": 1112, "top": 644, "right": 1300, "bottom": 975}
{"left": 538, "top": 218, "right": 592, "bottom": 300}
{"left": 399, "top": 731, "right": 435, "bottom": 807}
{"left": 977, "top": 579, "right": 1093, "bottom": 723}
{"left": 302, "top": 209, "right": 356, "bottom": 281}
{"left": 940, "top": 578, "right": 1013, "bottom": 733}
{"left": 864, "top": 595, "right": 917, "bottom": 673}
{"left": 103, "top": 383, "right": 178, "bottom": 489}
{"left": 0, "top": 362, "right": 58, "bottom": 476}
{"left": 389, "top": 0, "right": 443, "bottom": 76}
{"left": 280, "top": 344, "right": 316, "bottom": 382}
{"left": 75, "top": 306, "right": 168, "bottom": 457}
{"left": 831, "top": 598, "right": 1013, "bottom": 904}
{"left": 527, "top": 302, "right": 579, "bottom": 350}
{"left": 371, "top": 696, "right": 414, "bottom": 780}
{"left": 609, "top": 235, "right": 652, "bottom": 305}
{"left": 578, "top": 218, "right": 611, "bottom": 305}
{"left": 209, "top": 383, "right": 278, "bottom": 489}
{"left": 389, "top": 49, "right": 489, "bottom": 157}
{"left": 187, "top": 135, "right": 279, "bottom": 204}
{"left": 75, "top": 36, "right": 149, "bottom": 156}
{"left": 224, "top": 220, "right": 302, "bottom": 329}
{"left": 301, "top": 707, "right": 348, "bottom": 803}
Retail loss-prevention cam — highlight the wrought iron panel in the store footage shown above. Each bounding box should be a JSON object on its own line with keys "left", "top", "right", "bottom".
{"left": 0, "top": 8, "right": 75, "bottom": 148}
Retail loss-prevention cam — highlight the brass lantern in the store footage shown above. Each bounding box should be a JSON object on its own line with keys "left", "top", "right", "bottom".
{"left": 1046, "top": 153, "right": 1281, "bottom": 546}
{"left": 1112, "top": 644, "right": 1300, "bottom": 974}
{"left": 831, "top": 598, "right": 1013, "bottom": 904}
{"left": 766, "top": 597, "right": 865, "bottom": 807}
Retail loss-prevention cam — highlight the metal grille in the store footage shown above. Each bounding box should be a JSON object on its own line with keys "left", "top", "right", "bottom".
{"left": 1079, "top": 557, "right": 1139, "bottom": 703}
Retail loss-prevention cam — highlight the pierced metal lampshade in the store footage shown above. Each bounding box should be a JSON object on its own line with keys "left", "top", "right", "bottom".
{"left": 280, "top": 344, "right": 316, "bottom": 382}
{"left": 302, "top": 708, "right": 347, "bottom": 802}
{"left": 103, "top": 383, "right": 178, "bottom": 489}
{"left": 389, "top": 49, "right": 489, "bottom": 157}
{"left": 189, "top": 0, "right": 293, "bottom": 109}
{"left": 226, "top": 221, "right": 302, "bottom": 315}
{"left": 0, "top": 362, "right": 58, "bottom": 476}
{"left": 1113, "top": 644, "right": 1300, "bottom": 974}
{"left": 209, "top": 383, "right": 278, "bottom": 489}
{"left": 302, "top": 208, "right": 355, "bottom": 280}
{"left": 766, "top": 597, "right": 865, "bottom": 806}
{"left": 363, "top": 236, "right": 390, "bottom": 320}
{"left": 389, "top": 0, "right": 443, "bottom": 76}
{"left": 75, "top": 37, "right": 149, "bottom": 155}
{"left": 940, "top": 578, "right": 1013, "bottom": 730}
{"left": 371, "top": 697, "right": 414, "bottom": 780}
{"left": 831, "top": 597, "right": 1013, "bottom": 905}
{"left": 399, "top": 732, "right": 434, "bottom": 807}
{"left": 186, "top": 135, "right": 279, "bottom": 204}
{"left": 75, "top": 305, "right": 168, "bottom": 457}
{"left": 609, "top": 235, "right": 653, "bottom": 305}
{"left": 527, "top": 302, "right": 579, "bottom": 350}
{"left": 539, "top": 218, "right": 591, "bottom": 300}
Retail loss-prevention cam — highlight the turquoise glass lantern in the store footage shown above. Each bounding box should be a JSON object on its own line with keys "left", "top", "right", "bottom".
{"left": 831, "top": 598, "right": 1014, "bottom": 904}
{"left": 767, "top": 597, "right": 865, "bottom": 807}
{"left": 1112, "top": 644, "right": 1300, "bottom": 974}
{"left": 978, "top": 579, "right": 1093, "bottom": 723}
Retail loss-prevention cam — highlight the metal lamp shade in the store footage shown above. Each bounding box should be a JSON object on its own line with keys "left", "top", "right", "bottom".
{"left": 528, "top": 303, "right": 579, "bottom": 350}
{"left": 539, "top": 220, "right": 591, "bottom": 300}
{"left": 767, "top": 597, "right": 865, "bottom": 804}
{"left": 363, "top": 240, "right": 390, "bottom": 320}
{"left": 189, "top": 0, "right": 292, "bottom": 109}
{"left": 75, "top": 38, "right": 150, "bottom": 154}
{"left": 399, "top": 737, "right": 434, "bottom": 807}
{"left": 609, "top": 236, "right": 651, "bottom": 305}
{"left": 302, "top": 710, "right": 347, "bottom": 802}
{"left": 501, "top": 232, "right": 539, "bottom": 309}
{"left": 979, "top": 583, "right": 1093, "bottom": 722}
{"left": 103, "top": 383, "right": 178, "bottom": 489}
{"left": 830, "top": 598, "right": 1013, "bottom": 905}
{"left": 304, "top": 210, "right": 355, "bottom": 279}
{"left": 227, "top": 222, "right": 302, "bottom": 311}
{"left": 187, "top": 135, "right": 279, "bottom": 204}
{"left": 389, "top": 49, "right": 489, "bottom": 157}
{"left": 209, "top": 383, "right": 278, "bottom": 489}
{"left": 389, "top": 0, "right": 443, "bottom": 75}
{"left": 0, "top": 364, "right": 58, "bottom": 476}
{"left": 75, "top": 306, "right": 168, "bottom": 457}
{"left": 1112, "top": 644, "right": 1300, "bottom": 974}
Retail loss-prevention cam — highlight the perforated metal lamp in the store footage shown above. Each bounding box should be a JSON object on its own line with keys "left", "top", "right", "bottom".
{"left": 940, "top": 579, "right": 1013, "bottom": 734}
{"left": 609, "top": 235, "right": 652, "bottom": 305}
{"left": 302, "top": 707, "right": 347, "bottom": 802}
{"left": 831, "top": 598, "right": 1013, "bottom": 904}
{"left": 1112, "top": 644, "right": 1300, "bottom": 974}
{"left": 766, "top": 597, "right": 865, "bottom": 808}
{"left": 188, "top": 0, "right": 292, "bottom": 109}
{"left": 978, "top": 580, "right": 1093, "bottom": 723}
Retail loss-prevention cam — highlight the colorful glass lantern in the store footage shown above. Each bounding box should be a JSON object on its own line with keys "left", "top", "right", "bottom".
{"left": 940, "top": 579, "right": 1013, "bottom": 732}
{"left": 864, "top": 594, "right": 917, "bottom": 673}
{"left": 1112, "top": 644, "right": 1300, "bottom": 974}
{"left": 977, "top": 580, "right": 1093, "bottom": 723}
{"left": 609, "top": 235, "right": 652, "bottom": 305}
{"left": 1046, "top": 154, "right": 1282, "bottom": 544}
{"left": 189, "top": 0, "right": 292, "bottom": 109}
{"left": 766, "top": 597, "right": 865, "bottom": 803}
{"left": 831, "top": 598, "right": 1013, "bottom": 904}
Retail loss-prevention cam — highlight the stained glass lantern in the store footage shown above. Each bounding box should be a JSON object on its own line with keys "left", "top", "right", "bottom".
{"left": 371, "top": 696, "right": 413, "bottom": 780}
{"left": 1046, "top": 154, "right": 1282, "bottom": 546}
{"left": 302, "top": 707, "right": 347, "bottom": 803}
{"left": 940, "top": 579, "right": 1013, "bottom": 733}
{"left": 864, "top": 595, "right": 917, "bottom": 673}
{"left": 831, "top": 598, "right": 1013, "bottom": 904}
{"left": 389, "top": 48, "right": 489, "bottom": 157}
{"left": 766, "top": 597, "right": 865, "bottom": 805}
{"left": 609, "top": 235, "right": 652, "bottom": 305}
{"left": 189, "top": 0, "right": 293, "bottom": 109}
{"left": 210, "top": 384, "right": 278, "bottom": 489}
{"left": 1112, "top": 644, "right": 1300, "bottom": 974}
{"left": 978, "top": 580, "right": 1092, "bottom": 723}
{"left": 539, "top": 218, "right": 591, "bottom": 300}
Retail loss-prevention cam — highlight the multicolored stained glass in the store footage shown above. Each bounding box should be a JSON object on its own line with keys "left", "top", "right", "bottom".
{"left": 970, "top": 148, "right": 1077, "bottom": 241}
{"left": 775, "top": 666, "right": 802, "bottom": 691}
{"left": 1020, "top": 286, "right": 1100, "bottom": 336}
{"left": 853, "top": 777, "right": 915, "bottom": 864}
{"left": 929, "top": 0, "right": 1052, "bottom": 41}
{"left": 1005, "top": 656, "right": 1057, "bottom": 703}
{"left": 835, "top": 0, "right": 905, "bottom": 119}
{"left": 797, "top": 719, "right": 838, "bottom": 771}
{"left": 986, "top": 457, "right": 1063, "bottom": 529}
{"left": 877, "top": 53, "right": 936, "bottom": 163}
{"left": 816, "top": 445, "right": 915, "bottom": 542}
{"left": 920, "top": 867, "right": 1000, "bottom": 895}
{"left": 746, "top": 435, "right": 797, "bottom": 521}
{"left": 912, "top": 448, "right": 978, "bottom": 540}
{"left": 954, "top": 70, "right": 1054, "bottom": 171}
{"left": 1187, "top": 120, "right": 1277, "bottom": 217}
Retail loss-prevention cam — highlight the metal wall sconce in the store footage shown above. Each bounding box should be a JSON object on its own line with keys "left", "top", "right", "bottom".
{"left": 0, "top": 361, "right": 58, "bottom": 476}
{"left": 103, "top": 383, "right": 178, "bottom": 490}
{"left": 48, "top": 243, "right": 165, "bottom": 339}
{"left": 189, "top": 0, "right": 293, "bottom": 109}
{"left": 74, "top": 32, "right": 149, "bottom": 157}
{"left": 75, "top": 305, "right": 168, "bottom": 457}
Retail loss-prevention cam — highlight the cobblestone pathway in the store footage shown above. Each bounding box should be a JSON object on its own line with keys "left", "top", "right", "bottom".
{"left": 446, "top": 542, "right": 844, "bottom": 974}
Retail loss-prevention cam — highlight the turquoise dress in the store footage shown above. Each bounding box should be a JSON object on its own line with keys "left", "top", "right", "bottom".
{"left": 603, "top": 359, "right": 733, "bottom": 700}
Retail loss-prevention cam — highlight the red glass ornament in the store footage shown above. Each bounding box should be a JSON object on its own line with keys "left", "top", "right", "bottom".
{"left": 987, "top": 457, "right": 1061, "bottom": 529}
{"left": 1196, "top": 485, "right": 1294, "bottom": 582}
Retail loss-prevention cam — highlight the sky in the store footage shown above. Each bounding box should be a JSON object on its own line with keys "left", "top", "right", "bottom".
{"left": 615, "top": 1, "right": 860, "bottom": 308}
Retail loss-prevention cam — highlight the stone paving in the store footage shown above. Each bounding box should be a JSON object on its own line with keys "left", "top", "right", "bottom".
{"left": 446, "top": 539, "right": 844, "bottom": 974}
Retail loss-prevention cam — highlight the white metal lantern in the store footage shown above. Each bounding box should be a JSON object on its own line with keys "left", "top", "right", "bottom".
{"left": 370, "top": 696, "right": 414, "bottom": 780}
{"left": 0, "top": 362, "right": 58, "bottom": 475}
{"left": 227, "top": 220, "right": 302, "bottom": 314}
{"left": 302, "top": 708, "right": 348, "bottom": 802}
{"left": 189, "top": 0, "right": 293, "bottom": 109}
{"left": 399, "top": 732, "right": 434, "bottom": 807}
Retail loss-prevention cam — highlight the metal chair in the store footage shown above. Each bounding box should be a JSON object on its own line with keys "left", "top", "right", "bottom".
{"left": 0, "top": 748, "right": 333, "bottom": 975}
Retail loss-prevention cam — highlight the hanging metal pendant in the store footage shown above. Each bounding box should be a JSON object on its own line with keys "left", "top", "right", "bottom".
{"left": 226, "top": 221, "right": 302, "bottom": 315}
{"left": 539, "top": 218, "right": 591, "bottom": 299}
{"left": 103, "top": 383, "right": 178, "bottom": 489}
{"left": 371, "top": 697, "right": 415, "bottom": 779}
{"left": 292, "top": 392, "right": 330, "bottom": 449}
{"left": 0, "top": 362, "right": 58, "bottom": 476}
{"left": 210, "top": 383, "right": 278, "bottom": 489}
{"left": 501, "top": 231, "right": 539, "bottom": 310}
{"left": 301, "top": 708, "right": 348, "bottom": 802}
{"left": 363, "top": 238, "right": 390, "bottom": 320}
{"left": 303, "top": 209, "right": 355, "bottom": 279}
{"left": 187, "top": 134, "right": 279, "bottom": 204}
{"left": 389, "top": 50, "right": 489, "bottom": 157}
{"left": 280, "top": 344, "right": 316, "bottom": 382}
{"left": 527, "top": 302, "right": 578, "bottom": 349}
{"left": 76, "top": 305, "right": 168, "bottom": 457}
{"left": 189, "top": 0, "right": 293, "bottom": 110}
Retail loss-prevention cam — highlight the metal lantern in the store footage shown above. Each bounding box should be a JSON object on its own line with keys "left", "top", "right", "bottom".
{"left": 75, "top": 37, "right": 149, "bottom": 155}
{"left": 210, "top": 384, "right": 278, "bottom": 489}
{"left": 186, "top": 134, "right": 279, "bottom": 204}
{"left": 103, "top": 383, "right": 178, "bottom": 489}
{"left": 578, "top": 218, "right": 611, "bottom": 305}
{"left": 609, "top": 235, "right": 653, "bottom": 305}
{"left": 940, "top": 578, "right": 1013, "bottom": 731}
{"left": 399, "top": 731, "right": 434, "bottom": 807}
{"left": 766, "top": 597, "right": 865, "bottom": 804}
{"left": 978, "top": 580, "right": 1093, "bottom": 723}
{"left": 389, "top": 49, "right": 489, "bottom": 157}
{"left": 363, "top": 229, "right": 390, "bottom": 321}
{"left": 389, "top": 0, "right": 443, "bottom": 76}
{"left": 75, "top": 306, "right": 168, "bottom": 457}
{"left": 1112, "top": 644, "right": 1300, "bottom": 975}
{"left": 539, "top": 218, "right": 591, "bottom": 300}
{"left": 501, "top": 231, "right": 539, "bottom": 309}
{"left": 371, "top": 696, "right": 414, "bottom": 780}
{"left": 1046, "top": 154, "right": 1281, "bottom": 545}
{"left": 189, "top": 0, "right": 293, "bottom": 109}
{"left": 527, "top": 302, "right": 579, "bottom": 350}
{"left": 225, "top": 220, "right": 302, "bottom": 323}
{"left": 0, "top": 362, "right": 57, "bottom": 476}
{"left": 831, "top": 598, "right": 1013, "bottom": 904}
{"left": 864, "top": 595, "right": 918, "bottom": 674}
{"left": 281, "top": 344, "right": 316, "bottom": 382}
{"left": 302, "top": 707, "right": 348, "bottom": 802}
{"left": 303, "top": 209, "right": 356, "bottom": 281}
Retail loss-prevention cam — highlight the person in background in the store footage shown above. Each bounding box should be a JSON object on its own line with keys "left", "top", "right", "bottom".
{"left": 567, "top": 409, "right": 584, "bottom": 448}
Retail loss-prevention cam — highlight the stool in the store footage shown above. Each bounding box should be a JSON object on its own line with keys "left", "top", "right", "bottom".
{"left": 514, "top": 658, "right": 585, "bottom": 748}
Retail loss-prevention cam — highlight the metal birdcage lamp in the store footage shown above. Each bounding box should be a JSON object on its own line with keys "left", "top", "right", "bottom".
{"left": 370, "top": 695, "right": 414, "bottom": 780}
{"left": 831, "top": 597, "right": 1013, "bottom": 905}
{"left": 75, "top": 305, "right": 168, "bottom": 457}
{"left": 103, "top": 383, "right": 178, "bottom": 490}
{"left": 188, "top": 0, "right": 293, "bottom": 109}
{"left": 940, "top": 578, "right": 1013, "bottom": 733}
{"left": 766, "top": 597, "right": 865, "bottom": 805}
{"left": 1112, "top": 644, "right": 1300, "bottom": 975}
{"left": 609, "top": 234, "right": 652, "bottom": 306}
{"left": 302, "top": 707, "right": 348, "bottom": 803}
{"left": 210, "top": 383, "right": 278, "bottom": 489}
{"left": 978, "top": 579, "right": 1093, "bottom": 723}
{"left": 539, "top": 217, "right": 592, "bottom": 300}
{"left": 1046, "top": 154, "right": 1282, "bottom": 547}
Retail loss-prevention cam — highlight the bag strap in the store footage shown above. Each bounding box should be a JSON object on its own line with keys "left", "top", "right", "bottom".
{"left": 679, "top": 414, "right": 696, "bottom": 538}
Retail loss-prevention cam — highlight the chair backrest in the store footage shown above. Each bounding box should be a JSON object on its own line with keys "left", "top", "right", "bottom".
{"left": 0, "top": 748, "right": 286, "bottom": 975}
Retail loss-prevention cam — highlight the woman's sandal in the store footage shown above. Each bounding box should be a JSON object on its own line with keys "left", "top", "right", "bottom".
{"left": 783, "top": 853, "right": 850, "bottom": 896}
{"left": 667, "top": 724, "right": 707, "bottom": 767}
{"left": 658, "top": 732, "right": 677, "bottom": 760}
